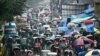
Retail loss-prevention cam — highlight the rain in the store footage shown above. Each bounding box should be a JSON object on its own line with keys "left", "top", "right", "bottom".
{"left": 0, "top": 0, "right": 100, "bottom": 56}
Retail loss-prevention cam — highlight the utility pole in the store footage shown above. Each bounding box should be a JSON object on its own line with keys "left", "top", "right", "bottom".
{"left": 50, "top": 0, "right": 52, "bottom": 20}
{"left": 58, "top": 0, "right": 62, "bottom": 17}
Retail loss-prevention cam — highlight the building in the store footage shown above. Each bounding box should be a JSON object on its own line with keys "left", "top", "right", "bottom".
{"left": 50, "top": 0, "right": 94, "bottom": 18}
{"left": 94, "top": 0, "right": 100, "bottom": 18}
{"left": 50, "top": 0, "right": 59, "bottom": 18}
{"left": 61, "top": 0, "right": 93, "bottom": 18}
{"left": 94, "top": 0, "right": 100, "bottom": 29}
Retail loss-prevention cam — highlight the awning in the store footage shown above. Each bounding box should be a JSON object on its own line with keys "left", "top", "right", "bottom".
{"left": 71, "top": 13, "right": 90, "bottom": 18}
{"left": 84, "top": 7, "right": 94, "bottom": 14}
{"left": 70, "top": 16, "right": 93, "bottom": 23}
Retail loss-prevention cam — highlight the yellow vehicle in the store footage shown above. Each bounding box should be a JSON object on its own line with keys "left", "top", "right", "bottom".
{"left": 0, "top": 29, "right": 4, "bottom": 56}
{"left": 0, "top": 43, "right": 3, "bottom": 56}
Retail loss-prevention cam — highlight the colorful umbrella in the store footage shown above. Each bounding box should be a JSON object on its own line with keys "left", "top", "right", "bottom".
{"left": 85, "top": 49, "right": 100, "bottom": 56}
{"left": 74, "top": 37, "right": 94, "bottom": 46}
{"left": 74, "top": 38, "right": 84, "bottom": 45}
{"left": 79, "top": 37, "right": 94, "bottom": 45}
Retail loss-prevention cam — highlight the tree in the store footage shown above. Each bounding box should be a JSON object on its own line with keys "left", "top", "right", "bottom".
{"left": 0, "top": 0, "right": 27, "bottom": 21}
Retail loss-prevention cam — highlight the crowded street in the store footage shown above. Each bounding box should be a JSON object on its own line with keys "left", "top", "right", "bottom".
{"left": 0, "top": 0, "right": 100, "bottom": 56}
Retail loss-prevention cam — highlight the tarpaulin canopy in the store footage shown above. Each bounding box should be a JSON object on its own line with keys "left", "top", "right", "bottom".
{"left": 84, "top": 7, "right": 94, "bottom": 14}
{"left": 71, "top": 13, "right": 90, "bottom": 19}
{"left": 86, "top": 24, "right": 94, "bottom": 33}
{"left": 70, "top": 16, "right": 93, "bottom": 23}
{"left": 74, "top": 36, "right": 94, "bottom": 46}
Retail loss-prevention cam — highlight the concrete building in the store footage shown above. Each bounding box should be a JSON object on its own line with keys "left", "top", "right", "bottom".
{"left": 94, "top": 0, "right": 100, "bottom": 18}
{"left": 61, "top": 0, "right": 93, "bottom": 18}
{"left": 94, "top": 0, "right": 100, "bottom": 29}
{"left": 50, "top": 0, "right": 60, "bottom": 18}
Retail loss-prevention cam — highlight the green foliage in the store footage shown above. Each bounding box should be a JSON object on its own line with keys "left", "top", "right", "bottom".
{"left": 0, "top": 0, "right": 27, "bottom": 21}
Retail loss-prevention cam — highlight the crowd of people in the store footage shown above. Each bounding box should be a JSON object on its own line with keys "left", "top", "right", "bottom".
{"left": 2, "top": 17, "right": 100, "bottom": 56}
{"left": 23, "top": 18, "right": 100, "bottom": 56}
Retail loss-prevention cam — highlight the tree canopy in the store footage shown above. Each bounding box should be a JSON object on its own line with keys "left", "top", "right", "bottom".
{"left": 0, "top": 0, "right": 27, "bottom": 21}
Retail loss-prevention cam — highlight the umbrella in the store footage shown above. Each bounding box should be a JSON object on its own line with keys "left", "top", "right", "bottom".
{"left": 74, "top": 37, "right": 94, "bottom": 46}
{"left": 79, "top": 37, "right": 94, "bottom": 45}
{"left": 74, "top": 38, "right": 84, "bottom": 45}
{"left": 13, "top": 47, "right": 20, "bottom": 50}
{"left": 85, "top": 49, "right": 100, "bottom": 56}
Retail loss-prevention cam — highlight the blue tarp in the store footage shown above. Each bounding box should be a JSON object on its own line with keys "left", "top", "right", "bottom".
{"left": 71, "top": 13, "right": 90, "bottom": 18}
{"left": 84, "top": 7, "right": 94, "bottom": 14}
{"left": 69, "top": 7, "right": 94, "bottom": 19}
{"left": 71, "top": 16, "right": 93, "bottom": 23}
{"left": 86, "top": 24, "right": 94, "bottom": 33}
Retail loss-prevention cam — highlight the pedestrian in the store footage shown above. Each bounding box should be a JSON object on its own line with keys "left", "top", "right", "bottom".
{"left": 33, "top": 38, "right": 41, "bottom": 54}
{"left": 94, "top": 30, "right": 100, "bottom": 49}
{"left": 13, "top": 47, "right": 21, "bottom": 56}
{"left": 26, "top": 50, "right": 34, "bottom": 56}
{"left": 50, "top": 41, "right": 61, "bottom": 56}
{"left": 59, "top": 39, "right": 67, "bottom": 52}
{"left": 43, "top": 40, "right": 52, "bottom": 50}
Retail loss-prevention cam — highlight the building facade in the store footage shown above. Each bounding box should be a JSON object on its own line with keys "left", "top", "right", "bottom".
{"left": 61, "top": 0, "right": 93, "bottom": 18}
{"left": 94, "top": 0, "right": 100, "bottom": 29}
